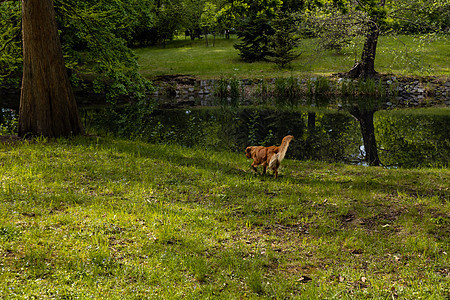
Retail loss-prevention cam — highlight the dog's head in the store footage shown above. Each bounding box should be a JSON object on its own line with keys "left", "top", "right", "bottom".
{"left": 245, "top": 147, "right": 253, "bottom": 158}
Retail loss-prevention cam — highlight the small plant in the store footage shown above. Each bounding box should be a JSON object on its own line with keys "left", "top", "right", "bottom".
{"left": 356, "top": 78, "right": 385, "bottom": 96}
{"left": 185, "top": 255, "right": 210, "bottom": 283}
{"left": 247, "top": 270, "right": 265, "bottom": 295}
{"left": 340, "top": 79, "right": 356, "bottom": 96}
{"left": 163, "top": 82, "right": 177, "bottom": 97}
{"left": 273, "top": 76, "right": 301, "bottom": 106}
{"left": 247, "top": 111, "right": 260, "bottom": 146}
{"left": 0, "top": 225, "right": 20, "bottom": 241}
{"left": 229, "top": 77, "right": 242, "bottom": 106}
{"left": 315, "top": 76, "right": 332, "bottom": 95}
{"left": 0, "top": 108, "right": 18, "bottom": 135}
{"left": 213, "top": 77, "right": 242, "bottom": 106}
{"left": 253, "top": 79, "right": 273, "bottom": 104}
{"left": 214, "top": 78, "right": 229, "bottom": 98}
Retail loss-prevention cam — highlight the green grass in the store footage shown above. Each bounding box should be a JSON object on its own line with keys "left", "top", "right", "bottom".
{"left": 135, "top": 34, "right": 450, "bottom": 79}
{"left": 1, "top": 136, "right": 449, "bottom": 299}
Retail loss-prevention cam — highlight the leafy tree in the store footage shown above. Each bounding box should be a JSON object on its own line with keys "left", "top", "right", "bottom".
{"left": 310, "top": 0, "right": 449, "bottom": 78}
{"left": 182, "top": 0, "right": 204, "bottom": 39}
{"left": 306, "top": 5, "right": 361, "bottom": 52}
{"left": 344, "top": 0, "right": 387, "bottom": 78}
{"left": 0, "top": 0, "right": 155, "bottom": 137}
{"left": 216, "top": 1, "right": 238, "bottom": 39}
{"left": 147, "top": 0, "right": 184, "bottom": 45}
{"left": 200, "top": 2, "right": 219, "bottom": 46}
{"left": 387, "top": 0, "right": 450, "bottom": 33}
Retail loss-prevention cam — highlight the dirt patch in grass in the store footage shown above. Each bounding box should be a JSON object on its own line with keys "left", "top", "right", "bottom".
{"left": 361, "top": 209, "right": 403, "bottom": 228}
{"left": 0, "top": 135, "right": 21, "bottom": 144}
{"left": 339, "top": 207, "right": 404, "bottom": 232}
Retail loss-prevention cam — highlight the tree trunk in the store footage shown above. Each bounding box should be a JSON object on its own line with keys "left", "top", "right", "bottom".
{"left": 348, "top": 1, "right": 385, "bottom": 78}
{"left": 19, "top": 0, "right": 84, "bottom": 138}
{"left": 350, "top": 107, "right": 381, "bottom": 166}
{"left": 348, "top": 21, "right": 379, "bottom": 78}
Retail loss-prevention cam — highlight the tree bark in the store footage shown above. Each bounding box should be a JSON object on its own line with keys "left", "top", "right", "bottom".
{"left": 350, "top": 106, "right": 381, "bottom": 166}
{"left": 348, "top": 1, "right": 385, "bottom": 78}
{"left": 19, "top": 0, "right": 84, "bottom": 138}
{"left": 348, "top": 20, "right": 379, "bottom": 78}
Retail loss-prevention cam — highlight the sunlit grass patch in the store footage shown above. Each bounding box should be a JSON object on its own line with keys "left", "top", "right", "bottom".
{"left": 0, "top": 136, "right": 448, "bottom": 298}
{"left": 135, "top": 34, "right": 450, "bottom": 79}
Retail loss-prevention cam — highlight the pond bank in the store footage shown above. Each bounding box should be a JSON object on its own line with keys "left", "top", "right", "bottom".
{"left": 1, "top": 74, "right": 449, "bottom": 110}
{"left": 152, "top": 74, "right": 450, "bottom": 108}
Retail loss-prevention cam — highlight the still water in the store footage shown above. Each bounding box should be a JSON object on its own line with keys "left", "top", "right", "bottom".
{"left": 81, "top": 102, "right": 449, "bottom": 168}
{"left": 1, "top": 97, "right": 449, "bottom": 168}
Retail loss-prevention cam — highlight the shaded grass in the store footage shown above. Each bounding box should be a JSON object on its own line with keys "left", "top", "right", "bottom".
{"left": 135, "top": 34, "right": 450, "bottom": 79}
{"left": 0, "top": 137, "right": 449, "bottom": 299}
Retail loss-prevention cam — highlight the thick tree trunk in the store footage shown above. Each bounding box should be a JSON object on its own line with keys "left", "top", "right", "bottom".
{"left": 348, "top": 21, "right": 379, "bottom": 78}
{"left": 348, "top": 1, "right": 385, "bottom": 78}
{"left": 19, "top": 0, "right": 84, "bottom": 138}
{"left": 350, "top": 107, "right": 381, "bottom": 166}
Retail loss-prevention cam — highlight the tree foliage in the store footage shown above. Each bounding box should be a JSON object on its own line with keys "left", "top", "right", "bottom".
{"left": 0, "top": 1, "right": 22, "bottom": 86}
{"left": 266, "top": 11, "right": 302, "bottom": 68}
{"left": 200, "top": 2, "right": 219, "bottom": 46}
{"left": 230, "top": 0, "right": 282, "bottom": 61}
{"left": 1, "top": 0, "right": 154, "bottom": 101}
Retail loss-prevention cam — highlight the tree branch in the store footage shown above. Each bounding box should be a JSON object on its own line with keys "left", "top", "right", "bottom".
{"left": 0, "top": 32, "right": 20, "bottom": 52}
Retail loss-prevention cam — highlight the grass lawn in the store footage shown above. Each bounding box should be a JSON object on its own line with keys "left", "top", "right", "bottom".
{"left": 1, "top": 137, "right": 449, "bottom": 298}
{"left": 135, "top": 34, "right": 450, "bottom": 80}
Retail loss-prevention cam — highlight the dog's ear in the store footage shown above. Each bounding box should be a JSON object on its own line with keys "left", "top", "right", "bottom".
{"left": 245, "top": 147, "right": 252, "bottom": 157}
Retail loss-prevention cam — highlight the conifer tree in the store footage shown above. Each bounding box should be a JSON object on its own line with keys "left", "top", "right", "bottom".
{"left": 266, "top": 12, "right": 301, "bottom": 68}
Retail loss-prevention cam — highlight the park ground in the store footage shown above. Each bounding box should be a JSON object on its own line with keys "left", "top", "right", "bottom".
{"left": 0, "top": 34, "right": 449, "bottom": 299}
{"left": 135, "top": 35, "right": 450, "bottom": 80}
{"left": 0, "top": 137, "right": 449, "bottom": 299}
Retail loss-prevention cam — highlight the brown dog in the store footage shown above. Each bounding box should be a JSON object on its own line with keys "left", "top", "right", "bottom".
{"left": 245, "top": 135, "right": 294, "bottom": 178}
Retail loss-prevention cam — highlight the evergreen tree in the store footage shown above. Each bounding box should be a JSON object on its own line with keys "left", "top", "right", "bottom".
{"left": 266, "top": 12, "right": 301, "bottom": 68}
{"left": 232, "top": 0, "right": 282, "bottom": 62}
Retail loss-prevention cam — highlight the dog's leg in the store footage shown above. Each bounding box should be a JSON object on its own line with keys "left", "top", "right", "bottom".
{"left": 251, "top": 163, "right": 258, "bottom": 173}
{"left": 262, "top": 166, "right": 267, "bottom": 175}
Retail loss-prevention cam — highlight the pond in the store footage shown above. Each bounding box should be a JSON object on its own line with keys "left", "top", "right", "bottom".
{"left": 1, "top": 96, "right": 449, "bottom": 168}
{"left": 80, "top": 97, "right": 449, "bottom": 168}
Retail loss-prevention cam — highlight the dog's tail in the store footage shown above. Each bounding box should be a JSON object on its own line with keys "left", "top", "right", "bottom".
{"left": 269, "top": 135, "right": 294, "bottom": 169}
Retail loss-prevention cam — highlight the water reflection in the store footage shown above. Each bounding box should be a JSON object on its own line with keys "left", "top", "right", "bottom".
{"left": 1, "top": 97, "right": 448, "bottom": 168}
